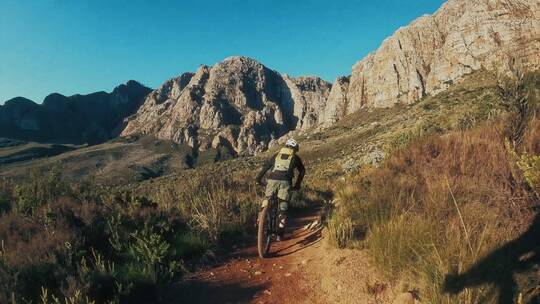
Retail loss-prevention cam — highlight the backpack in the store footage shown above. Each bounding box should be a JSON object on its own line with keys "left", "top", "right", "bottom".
{"left": 273, "top": 147, "right": 295, "bottom": 172}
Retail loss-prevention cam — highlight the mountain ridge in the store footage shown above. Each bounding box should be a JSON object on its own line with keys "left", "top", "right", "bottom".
{"left": 121, "top": 56, "right": 333, "bottom": 155}
{"left": 0, "top": 80, "right": 152, "bottom": 145}
{"left": 122, "top": 0, "right": 539, "bottom": 155}
{"left": 1, "top": 0, "right": 538, "bottom": 156}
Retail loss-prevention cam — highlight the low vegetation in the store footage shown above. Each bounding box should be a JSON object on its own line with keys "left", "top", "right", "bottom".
{"left": 0, "top": 166, "right": 259, "bottom": 303}
{"left": 1, "top": 67, "right": 538, "bottom": 303}
{"left": 328, "top": 69, "right": 540, "bottom": 302}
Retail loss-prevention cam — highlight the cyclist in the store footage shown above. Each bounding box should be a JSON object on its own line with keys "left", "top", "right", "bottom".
{"left": 255, "top": 138, "right": 305, "bottom": 241}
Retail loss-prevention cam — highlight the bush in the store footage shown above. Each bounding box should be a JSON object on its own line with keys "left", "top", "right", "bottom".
{"left": 0, "top": 180, "right": 13, "bottom": 214}
{"left": 327, "top": 215, "right": 354, "bottom": 249}
{"left": 333, "top": 117, "right": 540, "bottom": 303}
{"left": 13, "top": 167, "right": 68, "bottom": 215}
{"left": 145, "top": 175, "right": 259, "bottom": 246}
{"left": 497, "top": 58, "right": 535, "bottom": 148}
{"left": 0, "top": 167, "right": 260, "bottom": 303}
{"left": 517, "top": 153, "right": 540, "bottom": 195}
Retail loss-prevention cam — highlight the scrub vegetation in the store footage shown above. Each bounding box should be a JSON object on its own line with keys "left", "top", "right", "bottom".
{"left": 1, "top": 69, "right": 538, "bottom": 303}
{"left": 327, "top": 69, "right": 540, "bottom": 302}
{"left": 0, "top": 166, "right": 259, "bottom": 303}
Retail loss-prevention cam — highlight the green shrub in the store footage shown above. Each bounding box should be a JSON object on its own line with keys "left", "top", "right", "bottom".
{"left": 14, "top": 167, "right": 68, "bottom": 215}
{"left": 0, "top": 180, "right": 12, "bottom": 214}
{"left": 387, "top": 130, "right": 418, "bottom": 152}
{"left": 328, "top": 215, "right": 354, "bottom": 249}
{"left": 517, "top": 153, "right": 540, "bottom": 195}
{"left": 172, "top": 232, "right": 210, "bottom": 259}
{"left": 457, "top": 111, "right": 477, "bottom": 131}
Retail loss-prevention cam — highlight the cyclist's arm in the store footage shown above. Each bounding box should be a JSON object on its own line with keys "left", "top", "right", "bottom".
{"left": 255, "top": 154, "right": 276, "bottom": 183}
{"left": 293, "top": 156, "right": 305, "bottom": 189}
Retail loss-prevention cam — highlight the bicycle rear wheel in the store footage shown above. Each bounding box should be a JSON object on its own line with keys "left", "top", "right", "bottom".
{"left": 257, "top": 206, "right": 272, "bottom": 258}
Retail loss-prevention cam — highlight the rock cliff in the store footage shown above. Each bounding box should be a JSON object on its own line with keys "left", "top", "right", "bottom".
{"left": 123, "top": 0, "right": 540, "bottom": 155}
{"left": 335, "top": 0, "right": 540, "bottom": 111}
{"left": 121, "top": 57, "right": 331, "bottom": 154}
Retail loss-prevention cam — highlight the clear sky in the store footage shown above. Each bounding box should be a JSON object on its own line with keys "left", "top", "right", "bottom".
{"left": 0, "top": 0, "right": 446, "bottom": 104}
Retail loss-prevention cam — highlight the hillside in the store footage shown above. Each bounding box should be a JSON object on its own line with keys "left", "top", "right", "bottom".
{"left": 121, "top": 56, "right": 333, "bottom": 155}
{"left": 120, "top": 0, "right": 539, "bottom": 157}
{"left": 0, "top": 80, "right": 151, "bottom": 145}
{"left": 0, "top": 0, "right": 539, "bottom": 302}
{"left": 2, "top": 69, "right": 537, "bottom": 303}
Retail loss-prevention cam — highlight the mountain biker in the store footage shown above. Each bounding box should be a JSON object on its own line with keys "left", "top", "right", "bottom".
{"left": 256, "top": 138, "right": 305, "bottom": 241}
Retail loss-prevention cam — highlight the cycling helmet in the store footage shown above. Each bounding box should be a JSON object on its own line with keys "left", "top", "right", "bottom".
{"left": 285, "top": 138, "right": 299, "bottom": 150}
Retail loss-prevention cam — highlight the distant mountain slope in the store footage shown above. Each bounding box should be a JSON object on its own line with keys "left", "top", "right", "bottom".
{"left": 121, "top": 57, "right": 332, "bottom": 155}
{"left": 328, "top": 0, "right": 540, "bottom": 113}
{"left": 122, "top": 0, "right": 539, "bottom": 156}
{"left": 0, "top": 80, "right": 152, "bottom": 145}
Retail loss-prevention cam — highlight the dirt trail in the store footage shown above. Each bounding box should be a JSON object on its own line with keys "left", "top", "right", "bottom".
{"left": 173, "top": 206, "right": 393, "bottom": 304}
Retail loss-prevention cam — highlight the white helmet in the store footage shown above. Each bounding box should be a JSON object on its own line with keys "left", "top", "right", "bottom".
{"left": 285, "top": 138, "right": 299, "bottom": 150}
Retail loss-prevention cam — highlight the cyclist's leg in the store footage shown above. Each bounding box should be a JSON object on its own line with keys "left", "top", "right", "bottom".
{"left": 263, "top": 179, "right": 279, "bottom": 208}
{"left": 276, "top": 181, "right": 292, "bottom": 240}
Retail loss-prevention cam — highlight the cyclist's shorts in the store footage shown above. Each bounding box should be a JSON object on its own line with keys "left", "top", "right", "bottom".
{"left": 265, "top": 179, "right": 292, "bottom": 204}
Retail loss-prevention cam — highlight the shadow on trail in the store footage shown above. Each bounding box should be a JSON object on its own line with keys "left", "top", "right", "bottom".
{"left": 443, "top": 211, "right": 540, "bottom": 303}
{"left": 264, "top": 200, "right": 324, "bottom": 258}
{"left": 166, "top": 280, "right": 268, "bottom": 304}
{"left": 271, "top": 226, "right": 323, "bottom": 258}
{"left": 167, "top": 187, "right": 332, "bottom": 304}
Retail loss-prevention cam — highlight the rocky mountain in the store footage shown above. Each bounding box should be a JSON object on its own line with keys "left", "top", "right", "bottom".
{"left": 0, "top": 81, "right": 151, "bottom": 145}
{"left": 122, "top": 0, "right": 539, "bottom": 155}
{"left": 121, "top": 57, "right": 332, "bottom": 155}
{"left": 330, "top": 0, "right": 540, "bottom": 112}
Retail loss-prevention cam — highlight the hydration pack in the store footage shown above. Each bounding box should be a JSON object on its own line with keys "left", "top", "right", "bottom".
{"left": 273, "top": 147, "right": 295, "bottom": 172}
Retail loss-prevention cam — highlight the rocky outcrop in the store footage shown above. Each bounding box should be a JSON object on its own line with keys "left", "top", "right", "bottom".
{"left": 122, "top": 57, "right": 331, "bottom": 154}
{"left": 336, "top": 0, "right": 540, "bottom": 111}
{"left": 282, "top": 75, "right": 332, "bottom": 130}
{"left": 7, "top": 0, "right": 535, "bottom": 156}
{"left": 322, "top": 76, "right": 350, "bottom": 125}
{"left": 0, "top": 80, "right": 151, "bottom": 145}
{"left": 123, "top": 0, "right": 540, "bottom": 154}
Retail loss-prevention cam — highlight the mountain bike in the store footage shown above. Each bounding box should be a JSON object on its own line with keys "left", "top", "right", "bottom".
{"left": 257, "top": 194, "right": 279, "bottom": 258}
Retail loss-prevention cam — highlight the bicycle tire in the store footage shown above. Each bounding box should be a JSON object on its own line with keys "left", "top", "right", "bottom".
{"left": 257, "top": 206, "right": 271, "bottom": 258}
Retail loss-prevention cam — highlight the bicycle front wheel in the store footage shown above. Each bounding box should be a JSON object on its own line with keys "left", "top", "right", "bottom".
{"left": 257, "top": 206, "right": 272, "bottom": 258}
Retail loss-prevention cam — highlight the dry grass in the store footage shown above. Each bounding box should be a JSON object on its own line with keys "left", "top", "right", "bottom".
{"left": 1, "top": 70, "right": 538, "bottom": 303}
{"left": 331, "top": 116, "right": 540, "bottom": 303}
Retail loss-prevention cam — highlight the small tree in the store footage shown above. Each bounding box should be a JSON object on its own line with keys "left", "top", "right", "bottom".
{"left": 497, "top": 57, "right": 531, "bottom": 148}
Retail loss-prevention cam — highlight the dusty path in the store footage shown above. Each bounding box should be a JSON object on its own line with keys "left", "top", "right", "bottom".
{"left": 172, "top": 206, "right": 393, "bottom": 304}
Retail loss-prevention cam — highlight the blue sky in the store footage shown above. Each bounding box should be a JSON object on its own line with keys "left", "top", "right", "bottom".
{"left": 0, "top": 0, "right": 445, "bottom": 103}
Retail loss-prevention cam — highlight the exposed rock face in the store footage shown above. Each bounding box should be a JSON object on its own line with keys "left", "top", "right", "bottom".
{"left": 334, "top": 0, "right": 540, "bottom": 111}
{"left": 8, "top": 0, "right": 534, "bottom": 156}
{"left": 0, "top": 81, "right": 151, "bottom": 145}
{"left": 123, "top": 0, "right": 540, "bottom": 154}
{"left": 122, "top": 57, "right": 331, "bottom": 154}
{"left": 322, "top": 76, "right": 350, "bottom": 125}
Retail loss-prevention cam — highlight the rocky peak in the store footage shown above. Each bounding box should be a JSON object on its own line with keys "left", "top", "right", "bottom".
{"left": 121, "top": 57, "right": 332, "bottom": 155}
{"left": 2, "top": 97, "right": 37, "bottom": 109}
{"left": 113, "top": 80, "right": 149, "bottom": 99}
{"left": 322, "top": 76, "right": 350, "bottom": 125}
{"left": 122, "top": 0, "right": 539, "bottom": 155}
{"left": 335, "top": 0, "right": 540, "bottom": 111}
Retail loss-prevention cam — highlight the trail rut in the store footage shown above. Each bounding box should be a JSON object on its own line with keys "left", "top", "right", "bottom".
{"left": 172, "top": 206, "right": 393, "bottom": 304}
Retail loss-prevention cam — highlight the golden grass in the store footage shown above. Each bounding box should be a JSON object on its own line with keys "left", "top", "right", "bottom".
{"left": 330, "top": 117, "right": 540, "bottom": 303}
